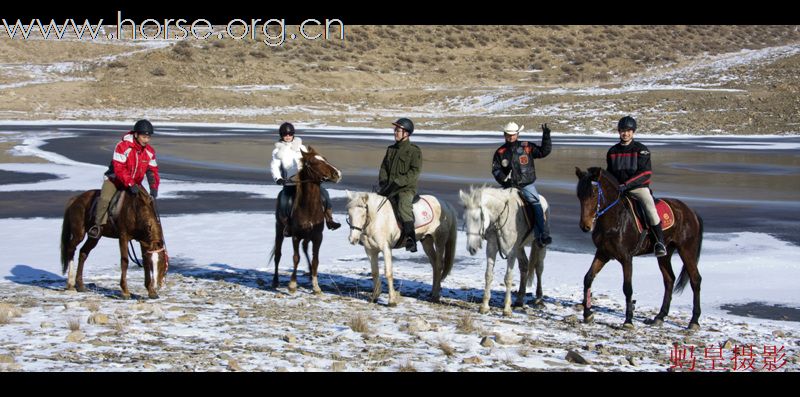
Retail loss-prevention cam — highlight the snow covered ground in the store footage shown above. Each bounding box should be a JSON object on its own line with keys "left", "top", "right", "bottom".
{"left": 0, "top": 126, "right": 798, "bottom": 372}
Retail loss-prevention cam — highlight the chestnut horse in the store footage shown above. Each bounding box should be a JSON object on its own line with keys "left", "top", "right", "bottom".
{"left": 575, "top": 167, "right": 703, "bottom": 330}
{"left": 60, "top": 187, "right": 168, "bottom": 299}
{"left": 269, "top": 146, "right": 341, "bottom": 293}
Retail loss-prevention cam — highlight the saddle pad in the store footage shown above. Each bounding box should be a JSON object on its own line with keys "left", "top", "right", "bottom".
{"left": 412, "top": 197, "right": 435, "bottom": 229}
{"left": 624, "top": 196, "right": 674, "bottom": 233}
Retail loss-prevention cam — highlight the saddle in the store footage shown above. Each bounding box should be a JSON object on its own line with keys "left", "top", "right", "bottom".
{"left": 387, "top": 194, "right": 435, "bottom": 249}
{"left": 623, "top": 195, "right": 675, "bottom": 233}
{"left": 90, "top": 189, "right": 126, "bottom": 229}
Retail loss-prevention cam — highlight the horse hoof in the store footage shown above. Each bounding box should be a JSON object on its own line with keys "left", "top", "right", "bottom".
{"left": 688, "top": 323, "right": 700, "bottom": 331}
{"left": 121, "top": 293, "right": 131, "bottom": 300}
{"left": 313, "top": 288, "right": 322, "bottom": 295}
{"left": 502, "top": 309, "right": 513, "bottom": 317}
{"left": 512, "top": 301, "right": 524, "bottom": 308}
{"left": 584, "top": 313, "right": 594, "bottom": 323}
{"left": 534, "top": 300, "right": 546, "bottom": 309}
{"left": 388, "top": 301, "right": 398, "bottom": 307}
{"left": 148, "top": 293, "right": 160, "bottom": 300}
{"left": 271, "top": 281, "right": 279, "bottom": 289}
{"left": 76, "top": 286, "right": 87, "bottom": 293}
{"left": 479, "top": 306, "right": 490, "bottom": 315}
{"left": 645, "top": 318, "right": 663, "bottom": 326}
{"left": 430, "top": 296, "right": 441, "bottom": 304}
{"left": 622, "top": 322, "right": 635, "bottom": 330}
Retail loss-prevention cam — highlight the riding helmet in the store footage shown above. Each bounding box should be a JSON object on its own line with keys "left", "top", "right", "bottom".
{"left": 279, "top": 122, "right": 295, "bottom": 137}
{"left": 617, "top": 116, "right": 637, "bottom": 131}
{"left": 133, "top": 119, "right": 154, "bottom": 135}
{"left": 392, "top": 118, "right": 414, "bottom": 134}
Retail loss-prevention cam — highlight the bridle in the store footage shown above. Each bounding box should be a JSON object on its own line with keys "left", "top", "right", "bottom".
{"left": 465, "top": 194, "right": 511, "bottom": 258}
{"left": 346, "top": 195, "right": 391, "bottom": 233}
{"left": 590, "top": 173, "right": 622, "bottom": 223}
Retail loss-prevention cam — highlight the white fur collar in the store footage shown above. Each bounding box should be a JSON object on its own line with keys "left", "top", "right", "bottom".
{"left": 275, "top": 137, "right": 303, "bottom": 151}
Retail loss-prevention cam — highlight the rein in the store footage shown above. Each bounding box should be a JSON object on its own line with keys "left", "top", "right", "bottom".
{"left": 591, "top": 177, "right": 622, "bottom": 221}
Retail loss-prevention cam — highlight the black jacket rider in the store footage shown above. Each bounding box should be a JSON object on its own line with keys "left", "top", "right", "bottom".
{"left": 491, "top": 131, "right": 551, "bottom": 188}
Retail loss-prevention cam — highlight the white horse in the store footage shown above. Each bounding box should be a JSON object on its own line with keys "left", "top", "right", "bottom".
{"left": 345, "top": 191, "right": 458, "bottom": 306}
{"left": 459, "top": 186, "right": 549, "bottom": 316}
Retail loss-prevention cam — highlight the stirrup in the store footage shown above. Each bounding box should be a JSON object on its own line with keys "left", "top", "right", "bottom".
{"left": 87, "top": 225, "right": 102, "bottom": 239}
{"left": 537, "top": 235, "right": 552, "bottom": 247}
{"left": 654, "top": 242, "right": 667, "bottom": 257}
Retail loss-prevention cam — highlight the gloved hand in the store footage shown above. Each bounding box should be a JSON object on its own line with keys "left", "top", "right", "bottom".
{"left": 541, "top": 123, "right": 551, "bottom": 134}
{"left": 128, "top": 185, "right": 139, "bottom": 195}
{"left": 150, "top": 188, "right": 158, "bottom": 199}
{"left": 618, "top": 183, "right": 627, "bottom": 192}
{"left": 276, "top": 178, "right": 286, "bottom": 185}
{"left": 378, "top": 182, "right": 398, "bottom": 196}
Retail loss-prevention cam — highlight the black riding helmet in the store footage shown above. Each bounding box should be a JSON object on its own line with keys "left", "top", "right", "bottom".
{"left": 617, "top": 116, "right": 637, "bottom": 131}
{"left": 392, "top": 118, "right": 414, "bottom": 134}
{"left": 279, "top": 122, "right": 295, "bottom": 137}
{"left": 133, "top": 119, "right": 154, "bottom": 135}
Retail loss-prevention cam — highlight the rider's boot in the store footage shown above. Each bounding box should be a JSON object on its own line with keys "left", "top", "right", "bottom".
{"left": 403, "top": 221, "right": 417, "bottom": 253}
{"left": 532, "top": 203, "right": 552, "bottom": 247}
{"left": 325, "top": 208, "right": 341, "bottom": 230}
{"left": 652, "top": 222, "right": 667, "bottom": 257}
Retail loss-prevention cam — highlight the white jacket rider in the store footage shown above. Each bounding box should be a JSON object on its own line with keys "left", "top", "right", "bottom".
{"left": 269, "top": 122, "right": 340, "bottom": 235}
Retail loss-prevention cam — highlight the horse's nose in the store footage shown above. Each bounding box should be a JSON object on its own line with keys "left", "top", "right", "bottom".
{"left": 580, "top": 224, "right": 591, "bottom": 233}
{"left": 468, "top": 246, "right": 476, "bottom": 255}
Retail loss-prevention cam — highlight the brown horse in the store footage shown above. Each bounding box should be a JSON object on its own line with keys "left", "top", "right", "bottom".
{"left": 575, "top": 167, "right": 703, "bottom": 330}
{"left": 60, "top": 187, "right": 168, "bottom": 299}
{"left": 270, "top": 146, "right": 341, "bottom": 293}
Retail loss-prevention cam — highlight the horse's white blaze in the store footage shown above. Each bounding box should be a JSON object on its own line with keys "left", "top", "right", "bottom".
{"left": 67, "top": 260, "right": 76, "bottom": 287}
{"left": 150, "top": 252, "right": 159, "bottom": 286}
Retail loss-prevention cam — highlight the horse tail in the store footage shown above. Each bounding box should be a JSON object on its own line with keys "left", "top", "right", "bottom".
{"left": 674, "top": 212, "right": 703, "bottom": 294}
{"left": 267, "top": 245, "right": 276, "bottom": 268}
{"left": 60, "top": 197, "right": 77, "bottom": 275}
{"left": 441, "top": 203, "right": 457, "bottom": 281}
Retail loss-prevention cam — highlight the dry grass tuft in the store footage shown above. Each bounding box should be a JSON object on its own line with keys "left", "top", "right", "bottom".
{"left": 438, "top": 339, "right": 455, "bottom": 356}
{"left": 456, "top": 312, "right": 476, "bottom": 333}
{"left": 348, "top": 313, "right": 371, "bottom": 334}
{"left": 398, "top": 360, "right": 417, "bottom": 372}
{"left": 67, "top": 317, "right": 81, "bottom": 331}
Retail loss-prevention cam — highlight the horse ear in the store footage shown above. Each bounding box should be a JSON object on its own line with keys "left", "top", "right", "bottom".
{"left": 575, "top": 167, "right": 586, "bottom": 179}
{"left": 458, "top": 189, "right": 470, "bottom": 205}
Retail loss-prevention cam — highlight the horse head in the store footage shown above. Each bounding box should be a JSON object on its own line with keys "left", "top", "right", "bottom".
{"left": 459, "top": 186, "right": 491, "bottom": 255}
{"left": 575, "top": 166, "right": 620, "bottom": 233}
{"left": 345, "top": 190, "right": 370, "bottom": 245}
{"left": 300, "top": 146, "right": 341, "bottom": 184}
{"left": 132, "top": 189, "right": 169, "bottom": 290}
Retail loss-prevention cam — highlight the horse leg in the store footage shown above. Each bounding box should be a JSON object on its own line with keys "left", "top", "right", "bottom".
{"left": 514, "top": 247, "right": 528, "bottom": 308}
{"left": 421, "top": 237, "right": 441, "bottom": 303}
{"left": 533, "top": 244, "right": 546, "bottom": 307}
{"left": 678, "top": 245, "right": 703, "bottom": 330}
{"left": 311, "top": 234, "right": 322, "bottom": 295}
{"left": 118, "top": 238, "right": 131, "bottom": 299}
{"left": 502, "top": 253, "right": 517, "bottom": 317}
{"left": 646, "top": 248, "right": 676, "bottom": 326}
{"left": 621, "top": 258, "right": 635, "bottom": 329}
{"left": 582, "top": 253, "right": 608, "bottom": 323}
{"left": 367, "top": 248, "right": 381, "bottom": 303}
{"left": 75, "top": 237, "right": 100, "bottom": 292}
{"left": 272, "top": 223, "right": 284, "bottom": 288}
{"left": 142, "top": 242, "right": 159, "bottom": 300}
{"left": 289, "top": 237, "right": 300, "bottom": 293}
{"left": 383, "top": 245, "right": 399, "bottom": 307}
{"left": 480, "top": 239, "right": 499, "bottom": 314}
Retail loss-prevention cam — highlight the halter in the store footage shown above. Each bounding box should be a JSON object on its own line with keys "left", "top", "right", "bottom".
{"left": 465, "top": 194, "right": 511, "bottom": 259}
{"left": 347, "top": 195, "right": 387, "bottom": 233}
{"left": 591, "top": 175, "right": 622, "bottom": 221}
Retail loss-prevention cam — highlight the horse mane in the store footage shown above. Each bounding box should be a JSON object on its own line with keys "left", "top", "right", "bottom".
{"left": 577, "top": 167, "right": 620, "bottom": 199}
{"left": 462, "top": 184, "right": 518, "bottom": 209}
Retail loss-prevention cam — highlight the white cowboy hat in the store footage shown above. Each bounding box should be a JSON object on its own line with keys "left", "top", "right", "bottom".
{"left": 502, "top": 122, "right": 524, "bottom": 135}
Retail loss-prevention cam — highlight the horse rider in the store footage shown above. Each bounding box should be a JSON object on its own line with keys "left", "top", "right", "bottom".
{"left": 271, "top": 122, "right": 341, "bottom": 236}
{"left": 378, "top": 117, "right": 422, "bottom": 252}
{"left": 606, "top": 116, "right": 667, "bottom": 257}
{"left": 87, "top": 119, "right": 160, "bottom": 239}
{"left": 491, "top": 121, "right": 552, "bottom": 247}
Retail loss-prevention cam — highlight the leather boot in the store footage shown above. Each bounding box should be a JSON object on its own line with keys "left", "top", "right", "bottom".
{"left": 652, "top": 222, "right": 667, "bottom": 257}
{"left": 532, "top": 203, "right": 552, "bottom": 247}
{"left": 403, "top": 221, "right": 417, "bottom": 253}
{"left": 325, "top": 208, "right": 341, "bottom": 230}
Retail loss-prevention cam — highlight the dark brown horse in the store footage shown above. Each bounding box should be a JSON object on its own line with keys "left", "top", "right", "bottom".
{"left": 575, "top": 167, "right": 703, "bottom": 330}
{"left": 270, "top": 146, "right": 341, "bottom": 293}
{"left": 60, "top": 187, "right": 168, "bottom": 299}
